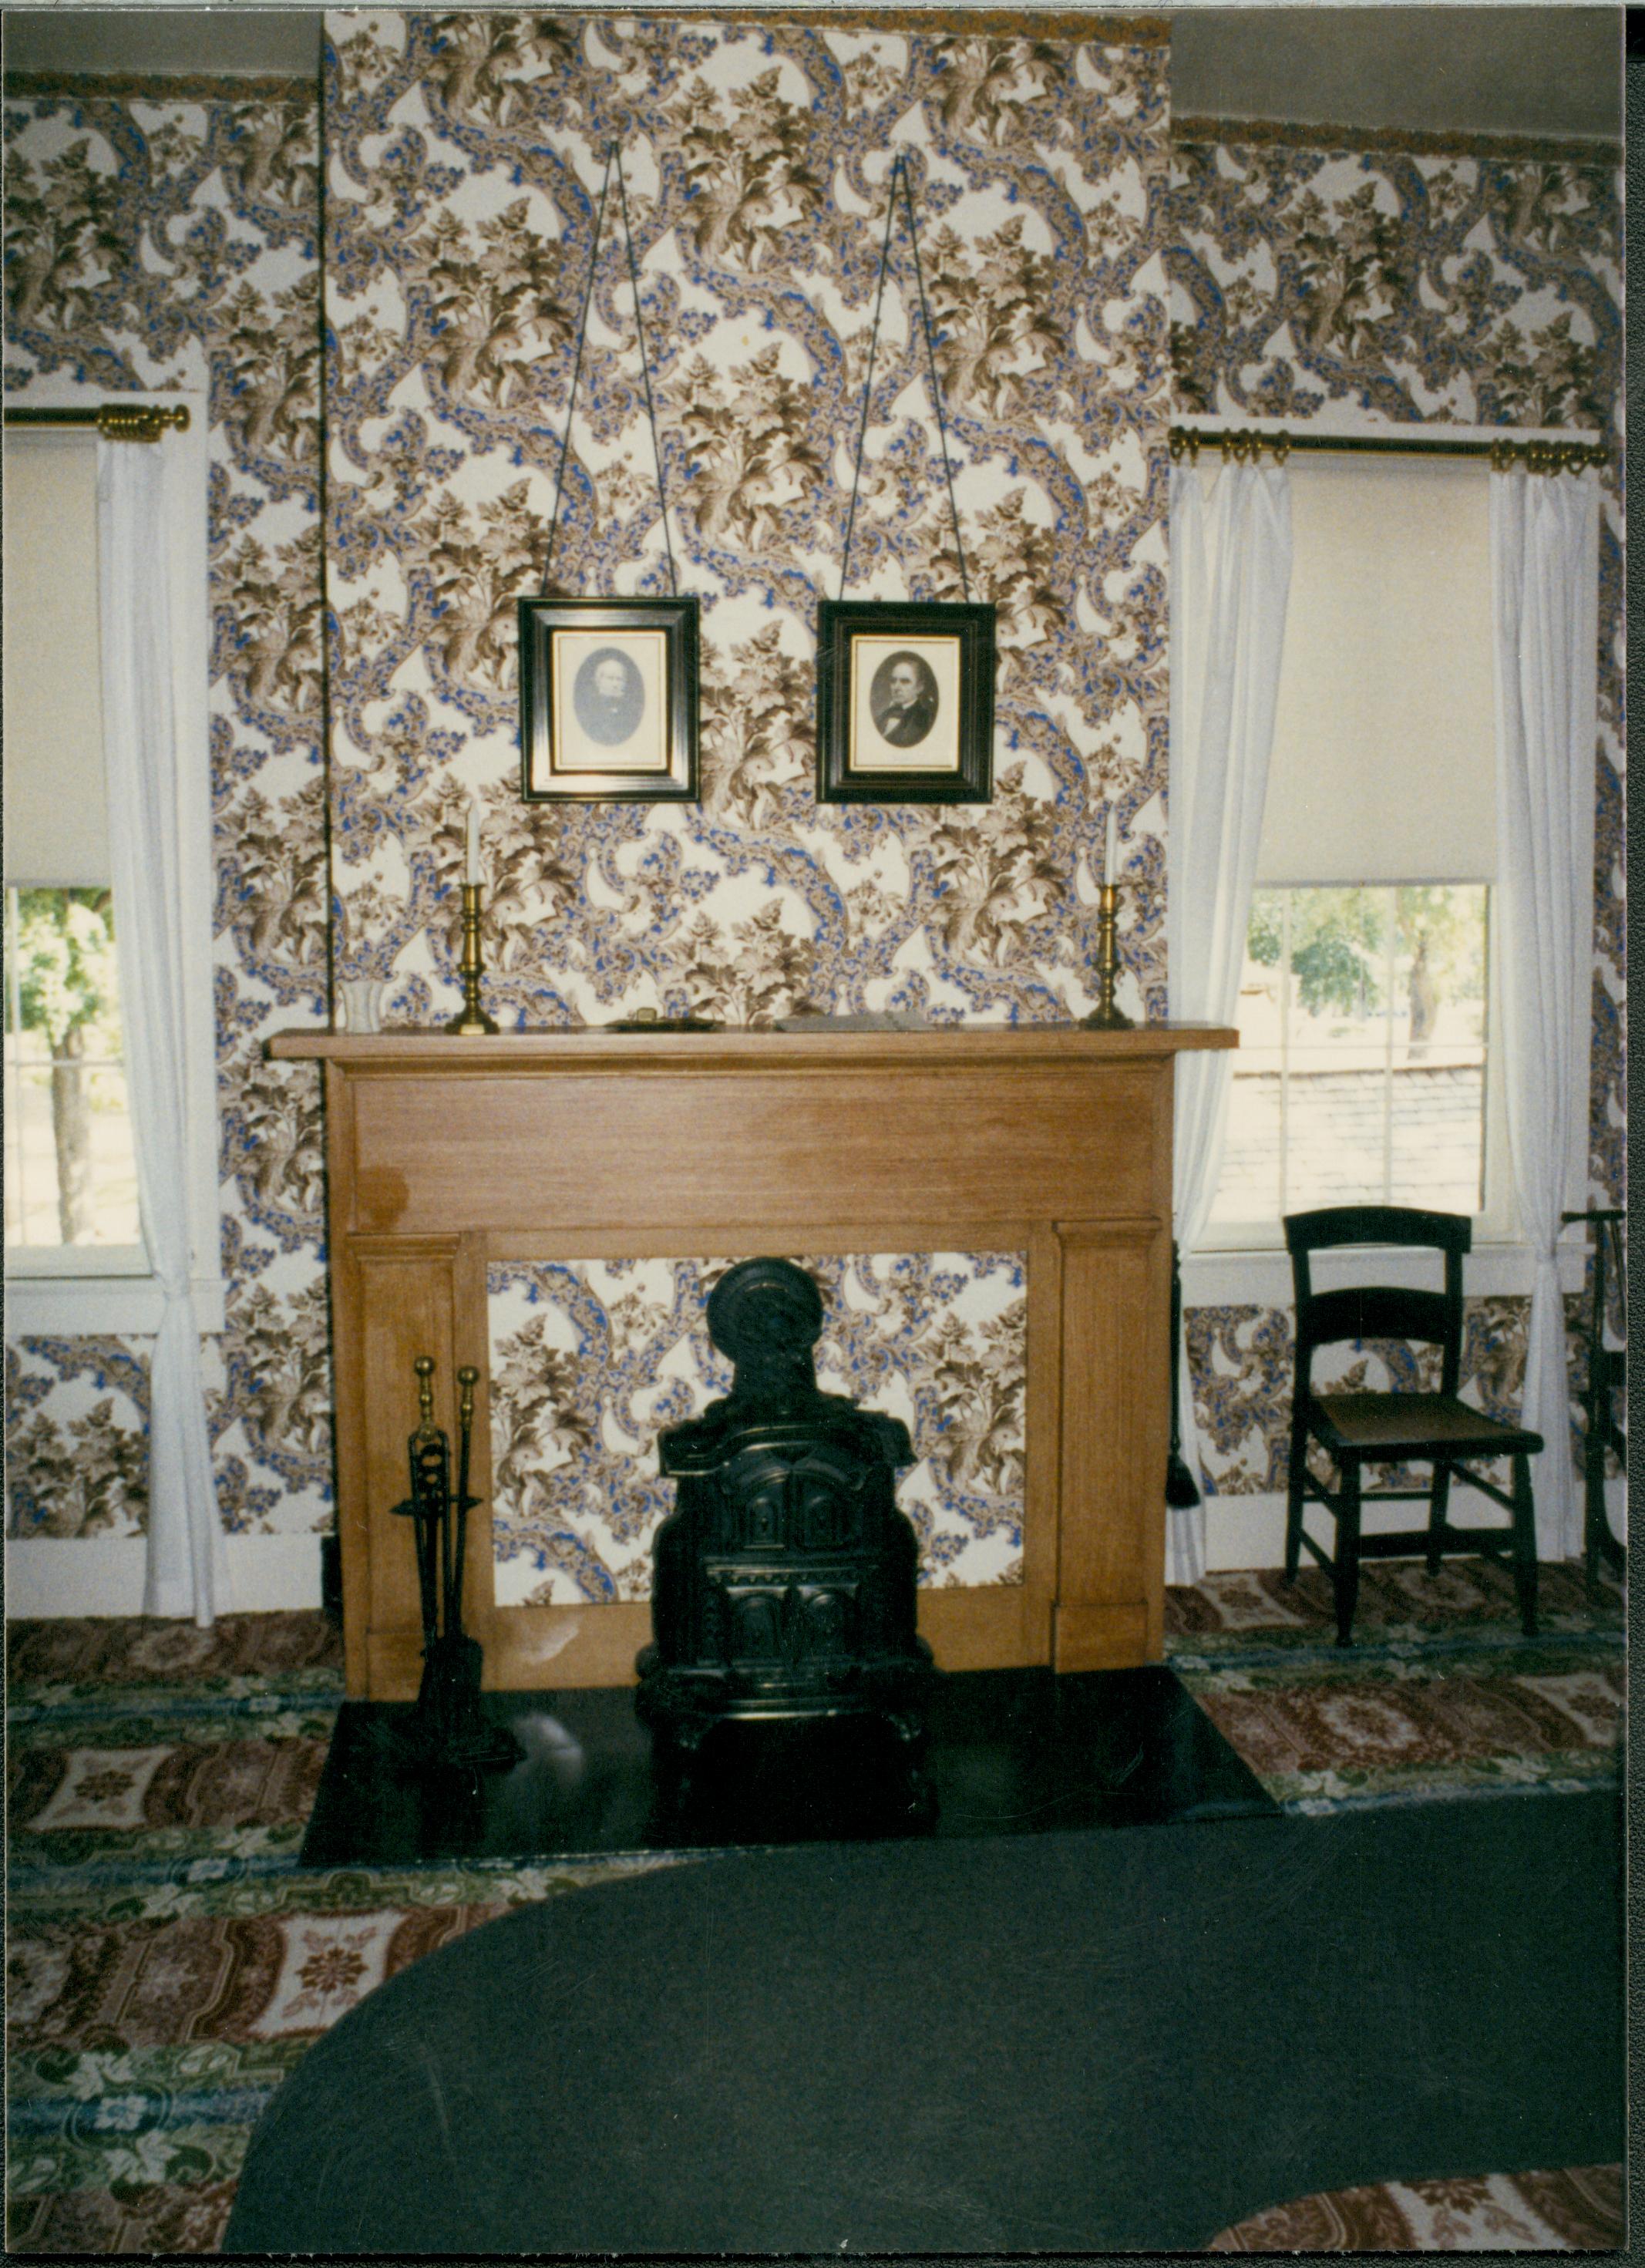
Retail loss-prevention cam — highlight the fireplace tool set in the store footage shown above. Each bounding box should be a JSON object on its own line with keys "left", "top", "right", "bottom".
{"left": 391, "top": 1356, "right": 520, "bottom": 1774}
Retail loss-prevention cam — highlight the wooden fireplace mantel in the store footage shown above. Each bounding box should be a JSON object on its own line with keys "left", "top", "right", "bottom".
{"left": 270, "top": 1021, "right": 1236, "bottom": 1700}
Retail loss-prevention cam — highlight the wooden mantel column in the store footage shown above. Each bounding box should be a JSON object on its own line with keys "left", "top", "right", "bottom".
{"left": 268, "top": 1024, "right": 1236, "bottom": 1700}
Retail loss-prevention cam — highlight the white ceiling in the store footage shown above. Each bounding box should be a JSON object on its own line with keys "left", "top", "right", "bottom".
{"left": 1170, "top": 5, "right": 1621, "bottom": 140}
{"left": 0, "top": 5, "right": 1624, "bottom": 143}
{"left": 3, "top": 7, "right": 323, "bottom": 76}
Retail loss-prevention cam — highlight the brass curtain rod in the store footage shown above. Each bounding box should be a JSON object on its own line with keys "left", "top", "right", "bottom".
{"left": 4, "top": 403, "right": 190, "bottom": 442}
{"left": 1169, "top": 424, "right": 1605, "bottom": 473}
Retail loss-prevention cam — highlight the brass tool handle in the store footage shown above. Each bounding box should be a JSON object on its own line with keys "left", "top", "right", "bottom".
{"left": 453, "top": 1365, "right": 479, "bottom": 1627}
{"left": 413, "top": 1354, "right": 438, "bottom": 1442}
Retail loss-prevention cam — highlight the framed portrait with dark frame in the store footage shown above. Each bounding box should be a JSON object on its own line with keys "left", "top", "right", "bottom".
{"left": 519, "top": 594, "right": 699, "bottom": 803}
{"left": 815, "top": 600, "right": 995, "bottom": 804}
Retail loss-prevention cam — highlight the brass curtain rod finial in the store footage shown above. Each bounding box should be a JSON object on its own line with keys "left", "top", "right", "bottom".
{"left": 1488, "top": 434, "right": 1607, "bottom": 475}
{"left": 1169, "top": 422, "right": 1604, "bottom": 473}
{"left": 99, "top": 402, "right": 190, "bottom": 442}
{"left": 4, "top": 402, "right": 190, "bottom": 442}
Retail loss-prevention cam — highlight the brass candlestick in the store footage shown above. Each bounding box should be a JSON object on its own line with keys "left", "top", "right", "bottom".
{"left": 1082, "top": 882, "right": 1134, "bottom": 1030}
{"left": 446, "top": 883, "right": 499, "bottom": 1035}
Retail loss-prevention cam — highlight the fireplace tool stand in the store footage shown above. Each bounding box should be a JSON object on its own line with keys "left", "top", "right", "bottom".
{"left": 391, "top": 1356, "right": 520, "bottom": 1775}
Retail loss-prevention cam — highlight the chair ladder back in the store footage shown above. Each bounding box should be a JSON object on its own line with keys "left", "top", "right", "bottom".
{"left": 1600, "top": 1213, "right": 1626, "bottom": 1349}
{"left": 1284, "top": 1206, "right": 1471, "bottom": 1400}
{"left": 1284, "top": 1204, "right": 1474, "bottom": 1258}
{"left": 1295, "top": 1285, "right": 1460, "bottom": 1393}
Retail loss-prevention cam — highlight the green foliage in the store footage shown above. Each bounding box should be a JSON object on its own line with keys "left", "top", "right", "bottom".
{"left": 1246, "top": 885, "right": 1487, "bottom": 1028}
{"left": 1248, "top": 887, "right": 1384, "bottom": 1018}
{"left": 7, "top": 889, "right": 121, "bottom": 1053}
{"left": 1393, "top": 885, "right": 1485, "bottom": 1000}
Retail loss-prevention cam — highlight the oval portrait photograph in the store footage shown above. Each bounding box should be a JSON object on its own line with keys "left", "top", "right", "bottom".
{"left": 869, "top": 650, "right": 939, "bottom": 749}
{"left": 573, "top": 645, "right": 646, "bottom": 748}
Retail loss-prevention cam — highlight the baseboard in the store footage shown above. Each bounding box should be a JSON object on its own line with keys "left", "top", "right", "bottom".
{"left": 1203, "top": 1494, "right": 1293, "bottom": 1571}
{"left": 5, "top": 1482, "right": 1622, "bottom": 1619}
{"left": 1203, "top": 1482, "right": 1625, "bottom": 1571}
{"left": 5, "top": 1533, "right": 323, "bottom": 1619}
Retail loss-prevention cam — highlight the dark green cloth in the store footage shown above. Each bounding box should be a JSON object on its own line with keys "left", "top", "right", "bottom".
{"left": 228, "top": 1790, "right": 1621, "bottom": 2255}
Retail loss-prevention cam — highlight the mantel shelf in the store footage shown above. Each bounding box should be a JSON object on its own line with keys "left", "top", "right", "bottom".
{"left": 267, "top": 1021, "right": 1236, "bottom": 1072}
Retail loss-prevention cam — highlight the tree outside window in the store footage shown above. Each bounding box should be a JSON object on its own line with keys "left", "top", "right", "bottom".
{"left": 1213, "top": 883, "right": 1491, "bottom": 1227}
{"left": 4, "top": 887, "right": 140, "bottom": 1249}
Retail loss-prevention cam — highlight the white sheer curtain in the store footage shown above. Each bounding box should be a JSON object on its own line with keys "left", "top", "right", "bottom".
{"left": 1490, "top": 467, "right": 1600, "bottom": 1560}
{"left": 98, "top": 438, "right": 228, "bottom": 1624}
{"left": 1166, "top": 459, "right": 1293, "bottom": 1583}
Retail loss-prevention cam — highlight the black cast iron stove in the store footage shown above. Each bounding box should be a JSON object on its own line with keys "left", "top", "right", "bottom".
{"left": 635, "top": 1257, "right": 933, "bottom": 1758}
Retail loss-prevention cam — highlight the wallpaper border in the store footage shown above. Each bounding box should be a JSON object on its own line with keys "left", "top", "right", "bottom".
{"left": 2, "top": 71, "right": 319, "bottom": 103}
{"left": 496, "top": 8, "right": 1172, "bottom": 37}
{"left": 1170, "top": 114, "right": 1621, "bottom": 165}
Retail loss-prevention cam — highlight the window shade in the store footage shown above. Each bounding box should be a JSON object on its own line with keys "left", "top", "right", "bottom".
{"left": 2, "top": 435, "right": 112, "bottom": 888}
{"left": 1256, "top": 455, "right": 1496, "bottom": 887}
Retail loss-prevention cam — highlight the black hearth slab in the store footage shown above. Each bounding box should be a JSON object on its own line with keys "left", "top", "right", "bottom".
{"left": 298, "top": 1664, "right": 1277, "bottom": 1866}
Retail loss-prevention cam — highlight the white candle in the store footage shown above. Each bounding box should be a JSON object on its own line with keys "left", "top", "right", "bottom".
{"left": 465, "top": 801, "right": 482, "bottom": 887}
{"left": 1103, "top": 805, "right": 1117, "bottom": 887}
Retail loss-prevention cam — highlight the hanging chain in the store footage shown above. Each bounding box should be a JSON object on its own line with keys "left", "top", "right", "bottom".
{"left": 839, "top": 166, "right": 901, "bottom": 601}
{"left": 894, "top": 158, "right": 970, "bottom": 604}
{"left": 542, "top": 147, "right": 612, "bottom": 594}
{"left": 541, "top": 143, "right": 676, "bottom": 596}
{"left": 613, "top": 150, "right": 678, "bottom": 597}
{"left": 839, "top": 153, "right": 971, "bottom": 604}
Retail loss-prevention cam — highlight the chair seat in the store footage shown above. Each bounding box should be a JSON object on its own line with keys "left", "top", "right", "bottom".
{"left": 1310, "top": 1392, "right": 1544, "bottom": 1462}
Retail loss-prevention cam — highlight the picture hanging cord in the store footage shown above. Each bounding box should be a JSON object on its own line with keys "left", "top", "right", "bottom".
{"left": 541, "top": 143, "right": 678, "bottom": 597}
{"left": 839, "top": 153, "right": 971, "bottom": 604}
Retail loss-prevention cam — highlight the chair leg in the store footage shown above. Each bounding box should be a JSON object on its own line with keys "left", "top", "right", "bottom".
{"left": 1284, "top": 1418, "right": 1308, "bottom": 1582}
{"left": 1425, "top": 1460, "right": 1453, "bottom": 1576}
{"left": 1510, "top": 1451, "right": 1538, "bottom": 1637}
{"left": 1334, "top": 1461, "right": 1361, "bottom": 1647}
{"left": 1583, "top": 1383, "right": 1610, "bottom": 1590}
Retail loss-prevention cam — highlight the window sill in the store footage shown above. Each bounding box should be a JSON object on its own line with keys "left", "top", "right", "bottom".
{"left": 1182, "top": 1241, "right": 1584, "bottom": 1311}
{"left": 4, "top": 1274, "right": 226, "bottom": 1336}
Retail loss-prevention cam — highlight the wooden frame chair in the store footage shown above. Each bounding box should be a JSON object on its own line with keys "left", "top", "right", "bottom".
{"left": 1283, "top": 1205, "right": 1542, "bottom": 1646}
{"left": 1562, "top": 1207, "right": 1626, "bottom": 1590}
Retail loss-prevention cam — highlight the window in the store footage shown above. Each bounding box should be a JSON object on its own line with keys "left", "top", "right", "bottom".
{"left": 2, "top": 407, "right": 222, "bottom": 1333}
{"left": 1207, "top": 453, "right": 1514, "bottom": 1248}
{"left": 4, "top": 887, "right": 141, "bottom": 1251}
{"left": 1209, "top": 881, "right": 1502, "bottom": 1226}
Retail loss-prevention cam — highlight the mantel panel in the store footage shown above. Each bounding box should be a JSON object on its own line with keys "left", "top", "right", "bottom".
{"left": 283, "top": 1025, "right": 1236, "bottom": 1696}
{"left": 347, "top": 1065, "right": 1167, "bottom": 1237}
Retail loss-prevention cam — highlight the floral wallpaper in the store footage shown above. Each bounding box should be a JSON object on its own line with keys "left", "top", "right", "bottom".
{"left": 1169, "top": 134, "right": 1623, "bottom": 1495}
{"left": 3, "top": 85, "right": 331, "bottom": 1540}
{"left": 487, "top": 1252, "right": 1026, "bottom": 1603}
{"left": 4, "top": 16, "right": 1171, "bottom": 1558}
{"left": 5, "top": 1339, "right": 150, "bottom": 1539}
{"left": 4, "top": 55, "right": 1620, "bottom": 1566}
{"left": 321, "top": 12, "right": 1172, "bottom": 1030}
{"left": 1186, "top": 1294, "right": 1531, "bottom": 1499}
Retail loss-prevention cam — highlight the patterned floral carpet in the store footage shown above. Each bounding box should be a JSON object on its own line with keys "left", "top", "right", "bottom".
{"left": 5, "top": 1561, "right": 1624, "bottom": 2254}
{"left": 1167, "top": 1558, "right": 1626, "bottom": 1814}
{"left": 1209, "top": 2165, "right": 1624, "bottom": 2252}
